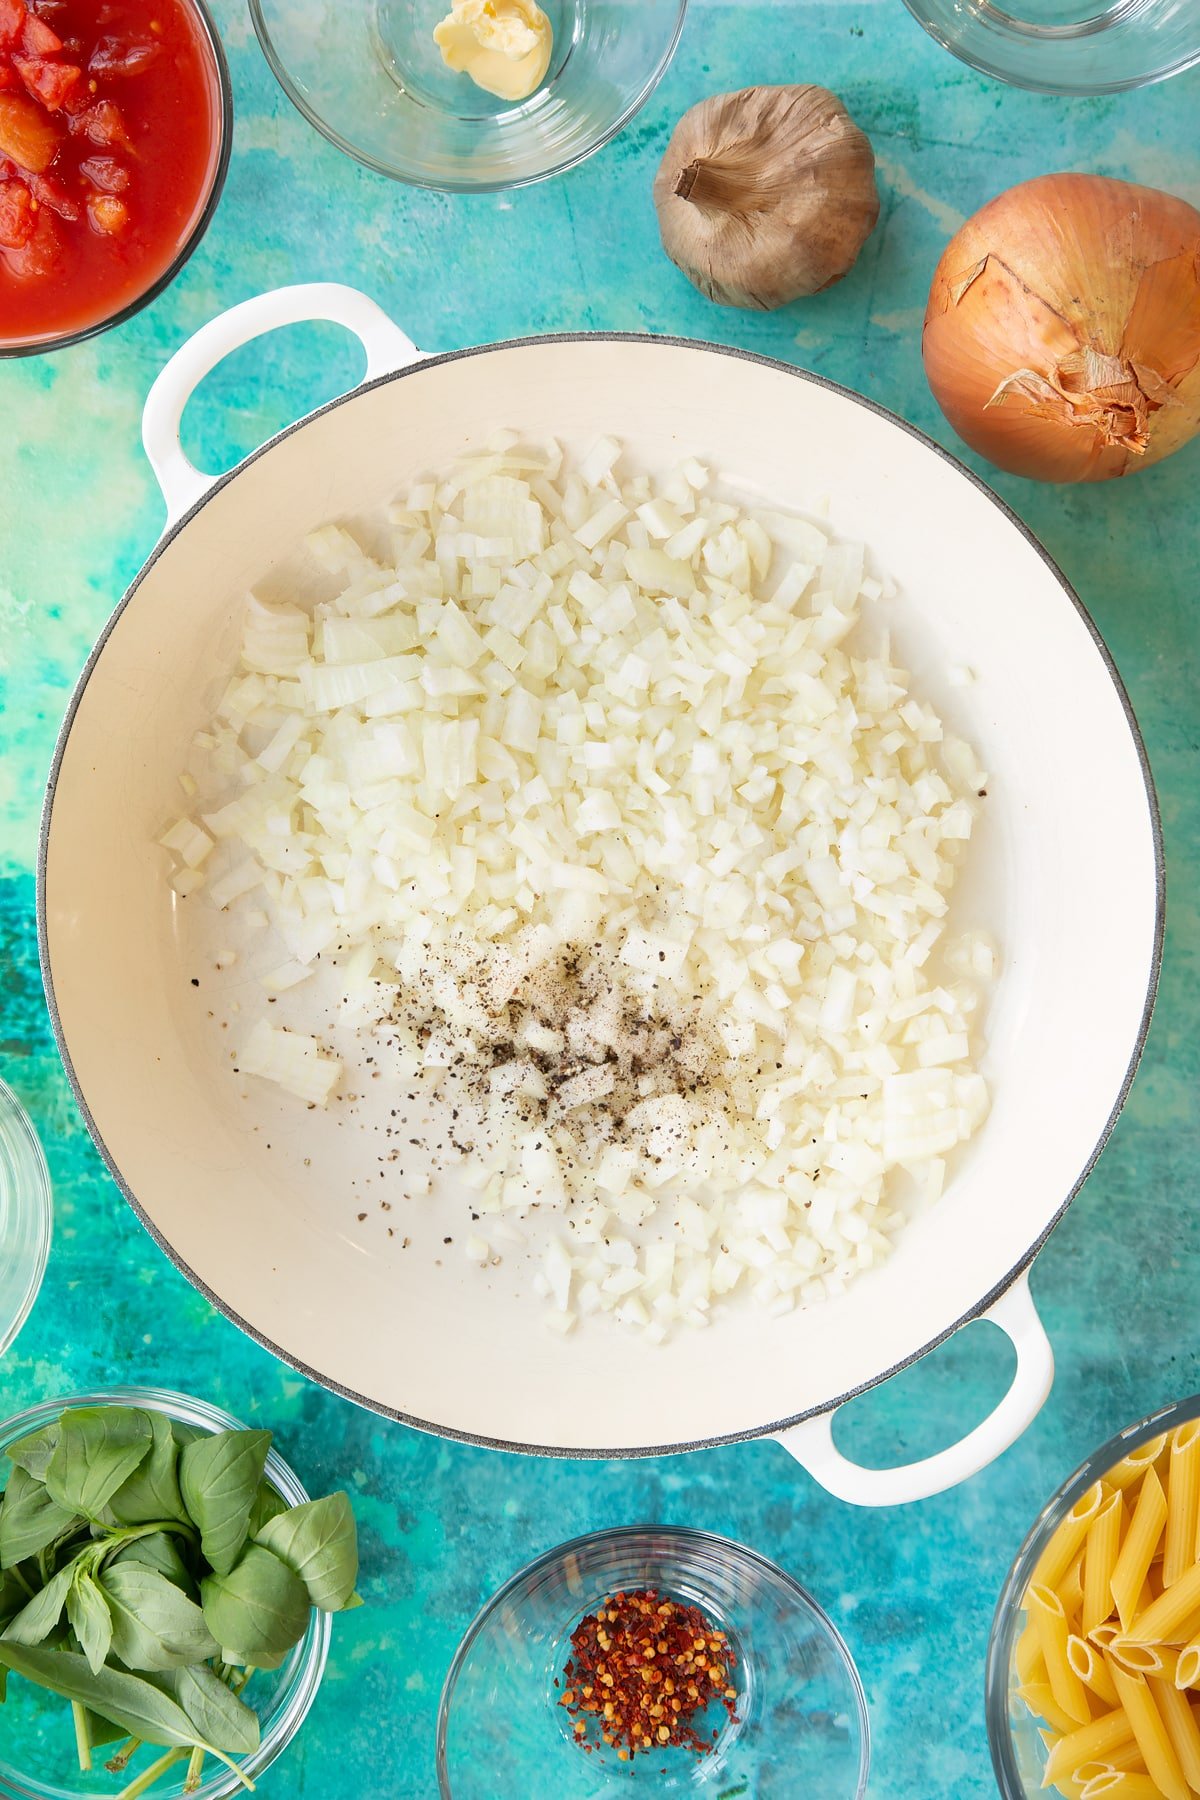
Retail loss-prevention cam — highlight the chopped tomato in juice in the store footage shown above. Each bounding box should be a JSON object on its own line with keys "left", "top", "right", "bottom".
{"left": 21, "top": 14, "right": 62, "bottom": 55}
{"left": 0, "top": 0, "right": 223, "bottom": 347}
{"left": 0, "top": 176, "right": 33, "bottom": 247}
{"left": 0, "top": 91, "right": 59, "bottom": 170}
{"left": 14, "top": 53, "right": 81, "bottom": 109}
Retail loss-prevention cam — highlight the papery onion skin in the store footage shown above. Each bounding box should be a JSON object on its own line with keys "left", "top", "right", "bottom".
{"left": 654, "top": 86, "right": 879, "bottom": 310}
{"left": 922, "top": 173, "right": 1200, "bottom": 483}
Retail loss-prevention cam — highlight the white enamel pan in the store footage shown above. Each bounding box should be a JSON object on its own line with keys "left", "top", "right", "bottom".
{"left": 38, "top": 286, "right": 1163, "bottom": 1504}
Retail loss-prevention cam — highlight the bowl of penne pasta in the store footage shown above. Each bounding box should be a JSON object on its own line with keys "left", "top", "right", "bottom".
{"left": 988, "top": 1397, "right": 1200, "bottom": 1800}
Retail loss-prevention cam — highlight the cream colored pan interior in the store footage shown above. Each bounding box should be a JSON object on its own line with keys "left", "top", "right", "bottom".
{"left": 39, "top": 288, "right": 1161, "bottom": 1497}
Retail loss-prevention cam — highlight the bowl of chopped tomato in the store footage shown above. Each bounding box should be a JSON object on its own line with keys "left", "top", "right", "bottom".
{"left": 0, "top": 0, "right": 231, "bottom": 354}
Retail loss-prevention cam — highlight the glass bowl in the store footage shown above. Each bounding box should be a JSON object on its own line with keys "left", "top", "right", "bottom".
{"left": 902, "top": 0, "right": 1200, "bottom": 95}
{"left": 0, "top": 1385, "right": 330, "bottom": 1800}
{"left": 0, "top": 1076, "right": 52, "bottom": 1359}
{"left": 0, "top": 0, "right": 232, "bottom": 358}
{"left": 249, "top": 0, "right": 688, "bottom": 192}
{"left": 987, "top": 1393, "right": 1200, "bottom": 1797}
{"left": 436, "top": 1524, "right": 870, "bottom": 1797}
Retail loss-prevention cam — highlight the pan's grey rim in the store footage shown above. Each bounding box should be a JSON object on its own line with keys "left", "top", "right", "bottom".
{"left": 35, "top": 331, "right": 1166, "bottom": 1461}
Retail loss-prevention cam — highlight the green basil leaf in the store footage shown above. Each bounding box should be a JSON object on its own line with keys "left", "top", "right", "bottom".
{"left": 44, "top": 1408, "right": 154, "bottom": 1521}
{"left": 3, "top": 1560, "right": 76, "bottom": 1647}
{"left": 109, "top": 1532, "right": 195, "bottom": 1595}
{"left": 106, "top": 1411, "right": 188, "bottom": 1528}
{"left": 66, "top": 1569, "right": 113, "bottom": 1677}
{"left": 253, "top": 1492, "right": 359, "bottom": 1613}
{"left": 0, "top": 1642, "right": 203, "bottom": 1748}
{"left": 217, "top": 1642, "right": 289, "bottom": 1673}
{"left": 0, "top": 1566, "right": 31, "bottom": 1630}
{"left": 81, "top": 1707, "right": 128, "bottom": 1749}
{"left": 179, "top": 1431, "right": 271, "bottom": 1579}
{"left": 201, "top": 1546, "right": 310, "bottom": 1664}
{"left": 4, "top": 1422, "right": 61, "bottom": 1484}
{"left": 65, "top": 1572, "right": 113, "bottom": 1676}
{"left": 100, "top": 1565, "right": 219, "bottom": 1673}
{"left": 0, "top": 1466, "right": 80, "bottom": 1569}
{"left": 247, "top": 1480, "right": 287, "bottom": 1540}
{"left": 168, "top": 1664, "right": 260, "bottom": 1755}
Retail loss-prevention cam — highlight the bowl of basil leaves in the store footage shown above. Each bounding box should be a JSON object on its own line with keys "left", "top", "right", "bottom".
{"left": 0, "top": 1386, "right": 359, "bottom": 1798}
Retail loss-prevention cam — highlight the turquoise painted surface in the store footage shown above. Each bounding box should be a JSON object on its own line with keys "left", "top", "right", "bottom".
{"left": 1, "top": 3, "right": 1198, "bottom": 1793}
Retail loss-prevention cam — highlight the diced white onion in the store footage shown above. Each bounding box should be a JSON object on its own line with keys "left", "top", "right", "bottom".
{"left": 171, "top": 437, "right": 993, "bottom": 1337}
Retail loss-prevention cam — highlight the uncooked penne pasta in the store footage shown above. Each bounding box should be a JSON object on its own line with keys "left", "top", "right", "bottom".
{"left": 1175, "top": 1641, "right": 1200, "bottom": 1690}
{"left": 1046, "top": 1752, "right": 1087, "bottom": 1800}
{"left": 1042, "top": 1710, "right": 1137, "bottom": 1786}
{"left": 1018, "top": 1423, "right": 1200, "bottom": 1796}
{"left": 1036, "top": 1483, "right": 1108, "bottom": 1591}
{"left": 1111, "top": 1469, "right": 1167, "bottom": 1632}
{"left": 1069, "top": 1634, "right": 1120, "bottom": 1708}
{"left": 1106, "top": 1657, "right": 1190, "bottom": 1800}
{"left": 1019, "top": 1678, "right": 1082, "bottom": 1736}
{"left": 1082, "top": 1773, "right": 1181, "bottom": 1798}
{"left": 1148, "top": 1672, "right": 1200, "bottom": 1791}
{"left": 1028, "top": 1583, "right": 1092, "bottom": 1724}
{"left": 1107, "top": 1437, "right": 1169, "bottom": 1494}
{"left": 1126, "top": 1558, "right": 1200, "bottom": 1645}
{"left": 1080, "top": 1738, "right": 1148, "bottom": 1774}
{"left": 1165, "top": 1422, "right": 1200, "bottom": 1587}
{"left": 1085, "top": 1491, "right": 1127, "bottom": 1639}
{"left": 1110, "top": 1639, "right": 1177, "bottom": 1680}
{"left": 1171, "top": 1603, "right": 1200, "bottom": 1647}
{"left": 1017, "top": 1611, "right": 1046, "bottom": 1684}
{"left": 1060, "top": 1554, "right": 1086, "bottom": 1621}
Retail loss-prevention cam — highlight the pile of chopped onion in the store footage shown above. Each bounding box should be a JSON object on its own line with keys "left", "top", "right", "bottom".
{"left": 163, "top": 434, "right": 993, "bottom": 1338}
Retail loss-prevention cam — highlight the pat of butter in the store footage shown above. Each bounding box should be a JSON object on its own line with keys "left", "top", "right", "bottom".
{"left": 433, "top": 0, "right": 553, "bottom": 102}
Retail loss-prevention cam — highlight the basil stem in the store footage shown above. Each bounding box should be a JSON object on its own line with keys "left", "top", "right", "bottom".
{"left": 71, "top": 1700, "right": 92, "bottom": 1773}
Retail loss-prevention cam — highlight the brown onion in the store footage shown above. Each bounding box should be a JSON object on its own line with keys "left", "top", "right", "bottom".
{"left": 922, "top": 173, "right": 1200, "bottom": 483}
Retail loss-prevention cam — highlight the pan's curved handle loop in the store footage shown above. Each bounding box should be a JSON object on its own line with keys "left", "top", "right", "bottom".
{"left": 142, "top": 283, "right": 424, "bottom": 526}
{"left": 775, "top": 1272, "right": 1053, "bottom": 1507}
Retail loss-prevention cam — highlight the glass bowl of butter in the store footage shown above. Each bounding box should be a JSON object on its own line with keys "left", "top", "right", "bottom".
{"left": 250, "top": 0, "right": 688, "bottom": 192}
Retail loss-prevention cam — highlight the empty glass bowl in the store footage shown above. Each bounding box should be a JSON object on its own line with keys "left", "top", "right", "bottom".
{"left": 987, "top": 1393, "right": 1200, "bottom": 1796}
{"left": 0, "top": 1386, "right": 330, "bottom": 1800}
{"left": 902, "top": 0, "right": 1200, "bottom": 94}
{"left": 437, "top": 1524, "right": 870, "bottom": 1796}
{"left": 0, "top": 1076, "right": 52, "bottom": 1359}
{"left": 250, "top": 0, "right": 688, "bottom": 191}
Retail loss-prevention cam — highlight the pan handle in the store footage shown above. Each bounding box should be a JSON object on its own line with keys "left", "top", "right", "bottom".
{"left": 773, "top": 1272, "right": 1053, "bottom": 1507}
{"left": 142, "top": 283, "right": 423, "bottom": 525}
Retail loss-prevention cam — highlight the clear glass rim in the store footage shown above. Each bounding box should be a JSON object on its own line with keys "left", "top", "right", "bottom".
{"left": 900, "top": 0, "right": 1200, "bottom": 94}
{"left": 0, "top": 1384, "right": 331, "bottom": 1800}
{"left": 436, "top": 1521, "right": 870, "bottom": 1798}
{"left": 248, "top": 0, "right": 689, "bottom": 193}
{"left": 0, "top": 0, "right": 234, "bottom": 359}
{"left": 985, "top": 1391, "right": 1200, "bottom": 1795}
{"left": 0, "top": 1075, "right": 53, "bottom": 1359}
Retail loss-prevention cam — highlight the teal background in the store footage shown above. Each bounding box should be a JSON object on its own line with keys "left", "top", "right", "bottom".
{"left": 2, "top": 2, "right": 1199, "bottom": 1793}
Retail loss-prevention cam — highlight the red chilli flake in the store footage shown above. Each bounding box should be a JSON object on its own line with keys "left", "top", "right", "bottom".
{"left": 558, "top": 1587, "right": 739, "bottom": 1761}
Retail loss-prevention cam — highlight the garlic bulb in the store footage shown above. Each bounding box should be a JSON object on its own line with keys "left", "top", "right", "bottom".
{"left": 923, "top": 173, "right": 1200, "bottom": 483}
{"left": 653, "top": 85, "right": 880, "bottom": 311}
